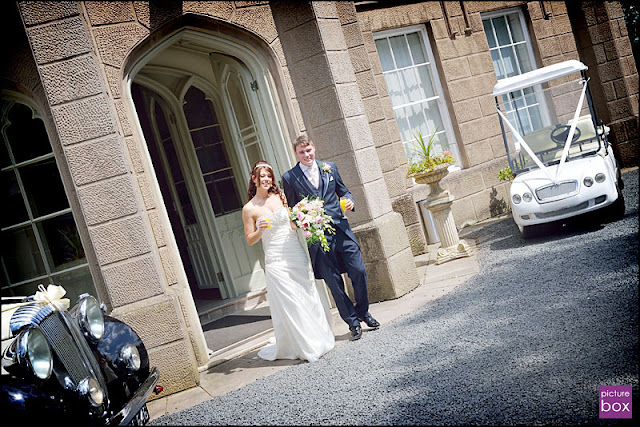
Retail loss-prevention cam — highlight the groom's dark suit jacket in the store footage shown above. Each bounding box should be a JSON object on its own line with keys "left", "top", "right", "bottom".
{"left": 282, "top": 160, "right": 359, "bottom": 279}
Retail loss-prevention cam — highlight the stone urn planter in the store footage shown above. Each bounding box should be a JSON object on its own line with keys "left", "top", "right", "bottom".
{"left": 409, "top": 163, "right": 450, "bottom": 200}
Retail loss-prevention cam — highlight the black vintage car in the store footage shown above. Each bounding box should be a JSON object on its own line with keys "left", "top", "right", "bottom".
{"left": 1, "top": 287, "right": 161, "bottom": 425}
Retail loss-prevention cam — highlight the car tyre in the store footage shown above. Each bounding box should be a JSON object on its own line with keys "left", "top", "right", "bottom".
{"left": 603, "top": 191, "right": 625, "bottom": 222}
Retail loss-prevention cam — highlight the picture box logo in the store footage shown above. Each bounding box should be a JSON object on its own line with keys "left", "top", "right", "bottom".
{"left": 599, "top": 385, "right": 632, "bottom": 419}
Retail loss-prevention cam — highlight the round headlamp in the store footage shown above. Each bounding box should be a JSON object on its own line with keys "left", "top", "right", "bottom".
{"left": 522, "top": 192, "right": 533, "bottom": 202}
{"left": 595, "top": 173, "right": 606, "bottom": 183}
{"left": 78, "top": 295, "right": 104, "bottom": 340}
{"left": 120, "top": 344, "right": 141, "bottom": 371}
{"left": 512, "top": 194, "right": 522, "bottom": 204}
{"left": 583, "top": 177, "right": 594, "bottom": 187}
{"left": 78, "top": 377, "right": 104, "bottom": 407}
{"left": 23, "top": 328, "right": 53, "bottom": 380}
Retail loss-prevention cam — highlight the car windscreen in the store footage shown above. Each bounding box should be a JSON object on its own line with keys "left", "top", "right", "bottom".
{"left": 496, "top": 77, "right": 601, "bottom": 174}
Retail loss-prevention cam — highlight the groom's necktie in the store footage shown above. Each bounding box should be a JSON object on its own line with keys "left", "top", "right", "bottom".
{"left": 305, "top": 164, "right": 319, "bottom": 189}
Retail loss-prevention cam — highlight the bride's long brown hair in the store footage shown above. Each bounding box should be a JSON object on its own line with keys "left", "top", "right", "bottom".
{"left": 247, "top": 160, "right": 288, "bottom": 207}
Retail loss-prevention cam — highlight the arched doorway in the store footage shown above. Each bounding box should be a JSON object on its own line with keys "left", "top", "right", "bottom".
{"left": 125, "top": 28, "right": 293, "bottom": 350}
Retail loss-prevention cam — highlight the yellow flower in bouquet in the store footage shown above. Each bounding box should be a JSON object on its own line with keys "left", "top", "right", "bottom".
{"left": 289, "top": 196, "right": 335, "bottom": 252}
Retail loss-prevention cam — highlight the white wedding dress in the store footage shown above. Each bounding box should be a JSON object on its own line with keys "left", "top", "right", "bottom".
{"left": 256, "top": 206, "right": 335, "bottom": 362}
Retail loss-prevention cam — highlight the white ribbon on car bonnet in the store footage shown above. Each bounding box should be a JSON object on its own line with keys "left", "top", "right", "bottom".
{"left": 555, "top": 78, "right": 589, "bottom": 181}
{"left": 34, "top": 284, "right": 70, "bottom": 311}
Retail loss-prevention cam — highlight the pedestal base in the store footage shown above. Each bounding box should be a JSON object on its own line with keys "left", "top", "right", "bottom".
{"left": 436, "top": 239, "right": 473, "bottom": 265}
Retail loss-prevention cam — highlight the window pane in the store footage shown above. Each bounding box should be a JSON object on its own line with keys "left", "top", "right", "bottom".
{"left": 384, "top": 71, "right": 405, "bottom": 105}
{"left": 529, "top": 106, "right": 543, "bottom": 130}
{"left": 406, "top": 103, "right": 424, "bottom": 134}
{"left": 1, "top": 226, "right": 46, "bottom": 283}
{"left": 184, "top": 87, "right": 218, "bottom": 129}
{"left": 389, "top": 35, "right": 411, "bottom": 68}
{"left": 393, "top": 107, "right": 411, "bottom": 142}
{"left": 507, "top": 13, "right": 524, "bottom": 42}
{"left": 226, "top": 74, "right": 252, "bottom": 131}
{"left": 175, "top": 181, "right": 197, "bottom": 225}
{"left": 37, "top": 213, "right": 85, "bottom": 271}
{"left": 154, "top": 102, "right": 171, "bottom": 140}
{"left": 483, "top": 20, "right": 496, "bottom": 48}
{"left": 51, "top": 265, "right": 93, "bottom": 306}
{"left": 1, "top": 139, "right": 10, "bottom": 169}
{"left": 245, "top": 143, "right": 263, "bottom": 169}
{"left": 515, "top": 43, "right": 533, "bottom": 73}
{"left": 415, "top": 65, "right": 435, "bottom": 99}
{"left": 375, "top": 39, "right": 395, "bottom": 72}
{"left": 490, "top": 49, "right": 504, "bottom": 80}
{"left": 195, "top": 141, "right": 228, "bottom": 174}
{"left": 1, "top": 170, "right": 29, "bottom": 227}
{"left": 493, "top": 16, "right": 511, "bottom": 45}
{"left": 401, "top": 68, "right": 421, "bottom": 103}
{"left": 406, "top": 32, "right": 426, "bottom": 64}
{"left": 19, "top": 158, "right": 69, "bottom": 218}
{"left": 500, "top": 47, "right": 519, "bottom": 78}
{"left": 162, "top": 139, "right": 184, "bottom": 183}
{"left": 5, "top": 103, "right": 51, "bottom": 163}
{"left": 423, "top": 100, "right": 444, "bottom": 132}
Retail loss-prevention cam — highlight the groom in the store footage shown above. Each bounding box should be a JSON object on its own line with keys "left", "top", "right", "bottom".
{"left": 282, "top": 135, "right": 380, "bottom": 341}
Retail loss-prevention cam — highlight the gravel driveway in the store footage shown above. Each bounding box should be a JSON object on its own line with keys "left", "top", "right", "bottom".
{"left": 153, "top": 169, "right": 638, "bottom": 426}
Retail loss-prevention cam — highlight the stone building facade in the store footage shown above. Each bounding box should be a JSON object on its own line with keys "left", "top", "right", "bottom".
{"left": 2, "top": 1, "right": 636, "bottom": 397}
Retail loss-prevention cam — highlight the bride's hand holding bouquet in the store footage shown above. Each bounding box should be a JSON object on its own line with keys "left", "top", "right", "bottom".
{"left": 289, "top": 197, "right": 335, "bottom": 252}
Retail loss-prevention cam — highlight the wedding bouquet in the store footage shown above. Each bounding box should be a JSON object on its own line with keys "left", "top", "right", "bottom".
{"left": 289, "top": 196, "right": 335, "bottom": 252}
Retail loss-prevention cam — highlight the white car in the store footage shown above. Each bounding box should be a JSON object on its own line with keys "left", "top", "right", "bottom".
{"left": 492, "top": 60, "right": 624, "bottom": 238}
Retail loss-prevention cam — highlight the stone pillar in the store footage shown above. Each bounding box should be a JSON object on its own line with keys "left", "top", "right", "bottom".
{"left": 271, "top": 1, "right": 419, "bottom": 301}
{"left": 335, "top": 1, "right": 427, "bottom": 256}
{"left": 563, "top": 1, "right": 638, "bottom": 166}
{"left": 17, "top": 1, "right": 200, "bottom": 397}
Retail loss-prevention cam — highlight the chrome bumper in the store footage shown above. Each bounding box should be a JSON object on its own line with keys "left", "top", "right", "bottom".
{"left": 107, "top": 366, "right": 160, "bottom": 426}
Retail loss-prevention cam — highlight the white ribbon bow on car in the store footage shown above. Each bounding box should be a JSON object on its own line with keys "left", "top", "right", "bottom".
{"left": 34, "top": 284, "right": 70, "bottom": 311}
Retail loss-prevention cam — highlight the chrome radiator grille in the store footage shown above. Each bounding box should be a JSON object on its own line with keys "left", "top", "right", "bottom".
{"left": 39, "top": 313, "right": 89, "bottom": 384}
{"left": 535, "top": 180, "right": 578, "bottom": 201}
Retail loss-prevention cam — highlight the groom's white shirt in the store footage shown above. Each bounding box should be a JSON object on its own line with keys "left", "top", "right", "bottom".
{"left": 299, "top": 161, "right": 319, "bottom": 189}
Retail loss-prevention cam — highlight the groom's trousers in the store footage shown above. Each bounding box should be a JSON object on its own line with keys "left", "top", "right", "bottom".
{"left": 315, "top": 227, "right": 369, "bottom": 328}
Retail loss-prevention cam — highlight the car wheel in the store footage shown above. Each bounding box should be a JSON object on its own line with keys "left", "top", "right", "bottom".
{"left": 603, "top": 191, "right": 625, "bottom": 222}
{"left": 519, "top": 224, "right": 539, "bottom": 239}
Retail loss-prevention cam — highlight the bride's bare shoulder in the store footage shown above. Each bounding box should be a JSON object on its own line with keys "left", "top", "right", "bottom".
{"left": 242, "top": 199, "right": 258, "bottom": 217}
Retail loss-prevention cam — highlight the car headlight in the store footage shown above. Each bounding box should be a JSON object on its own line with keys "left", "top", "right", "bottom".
{"left": 522, "top": 192, "right": 533, "bottom": 202}
{"left": 584, "top": 176, "right": 594, "bottom": 187}
{"left": 512, "top": 194, "right": 522, "bottom": 204}
{"left": 120, "top": 344, "right": 141, "bottom": 371}
{"left": 595, "top": 173, "right": 606, "bottom": 183}
{"left": 78, "top": 377, "right": 104, "bottom": 406}
{"left": 14, "top": 328, "right": 53, "bottom": 380}
{"left": 78, "top": 295, "right": 104, "bottom": 340}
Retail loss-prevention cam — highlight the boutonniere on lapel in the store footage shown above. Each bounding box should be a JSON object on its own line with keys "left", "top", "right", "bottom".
{"left": 321, "top": 162, "right": 332, "bottom": 176}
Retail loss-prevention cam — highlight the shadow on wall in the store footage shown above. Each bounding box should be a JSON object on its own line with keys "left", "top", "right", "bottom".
{"left": 489, "top": 187, "right": 509, "bottom": 217}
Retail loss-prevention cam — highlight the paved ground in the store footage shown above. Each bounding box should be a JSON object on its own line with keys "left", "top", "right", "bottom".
{"left": 151, "top": 168, "right": 638, "bottom": 425}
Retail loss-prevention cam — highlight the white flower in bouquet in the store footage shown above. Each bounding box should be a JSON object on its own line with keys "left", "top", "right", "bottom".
{"left": 289, "top": 196, "right": 335, "bottom": 252}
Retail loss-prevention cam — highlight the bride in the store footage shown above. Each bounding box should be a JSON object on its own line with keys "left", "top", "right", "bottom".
{"left": 241, "top": 160, "right": 335, "bottom": 362}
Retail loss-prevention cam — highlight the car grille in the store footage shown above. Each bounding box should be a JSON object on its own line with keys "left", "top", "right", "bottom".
{"left": 39, "top": 313, "right": 89, "bottom": 384}
{"left": 535, "top": 180, "right": 578, "bottom": 201}
{"left": 535, "top": 201, "right": 589, "bottom": 219}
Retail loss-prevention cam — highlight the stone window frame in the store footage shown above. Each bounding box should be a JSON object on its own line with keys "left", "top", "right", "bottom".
{"left": 373, "top": 24, "right": 462, "bottom": 171}
{"left": 1, "top": 91, "right": 93, "bottom": 301}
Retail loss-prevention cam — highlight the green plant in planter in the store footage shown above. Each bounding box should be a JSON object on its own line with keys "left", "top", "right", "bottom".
{"left": 497, "top": 166, "right": 515, "bottom": 181}
{"left": 406, "top": 129, "right": 455, "bottom": 176}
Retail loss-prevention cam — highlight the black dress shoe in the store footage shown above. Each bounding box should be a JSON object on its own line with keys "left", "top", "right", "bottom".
{"left": 358, "top": 314, "right": 380, "bottom": 329}
{"left": 349, "top": 324, "right": 362, "bottom": 341}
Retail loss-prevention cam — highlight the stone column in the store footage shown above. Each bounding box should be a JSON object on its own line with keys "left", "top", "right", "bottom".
{"left": 17, "top": 1, "right": 200, "bottom": 397}
{"left": 271, "top": 1, "right": 419, "bottom": 301}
